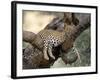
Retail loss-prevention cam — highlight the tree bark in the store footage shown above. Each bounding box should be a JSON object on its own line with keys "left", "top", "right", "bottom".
{"left": 23, "top": 31, "right": 36, "bottom": 43}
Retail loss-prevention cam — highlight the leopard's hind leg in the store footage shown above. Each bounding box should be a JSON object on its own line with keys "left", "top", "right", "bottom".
{"left": 43, "top": 43, "right": 49, "bottom": 60}
{"left": 48, "top": 44, "right": 55, "bottom": 60}
{"left": 43, "top": 46, "right": 49, "bottom": 60}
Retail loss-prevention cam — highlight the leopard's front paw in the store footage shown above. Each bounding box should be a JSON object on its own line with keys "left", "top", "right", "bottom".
{"left": 44, "top": 54, "right": 49, "bottom": 60}
{"left": 50, "top": 55, "right": 55, "bottom": 60}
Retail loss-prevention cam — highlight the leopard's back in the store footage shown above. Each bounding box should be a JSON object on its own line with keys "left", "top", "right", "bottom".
{"left": 38, "top": 29, "right": 66, "bottom": 47}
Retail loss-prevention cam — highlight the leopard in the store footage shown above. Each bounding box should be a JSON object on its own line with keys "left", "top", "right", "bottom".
{"left": 37, "top": 29, "right": 67, "bottom": 60}
{"left": 32, "top": 23, "right": 74, "bottom": 60}
{"left": 32, "top": 13, "right": 79, "bottom": 60}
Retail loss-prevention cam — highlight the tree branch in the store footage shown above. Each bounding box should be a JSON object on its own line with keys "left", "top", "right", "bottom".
{"left": 23, "top": 31, "right": 36, "bottom": 43}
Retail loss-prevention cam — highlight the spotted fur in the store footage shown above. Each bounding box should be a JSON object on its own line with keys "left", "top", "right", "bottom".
{"left": 37, "top": 29, "right": 67, "bottom": 60}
